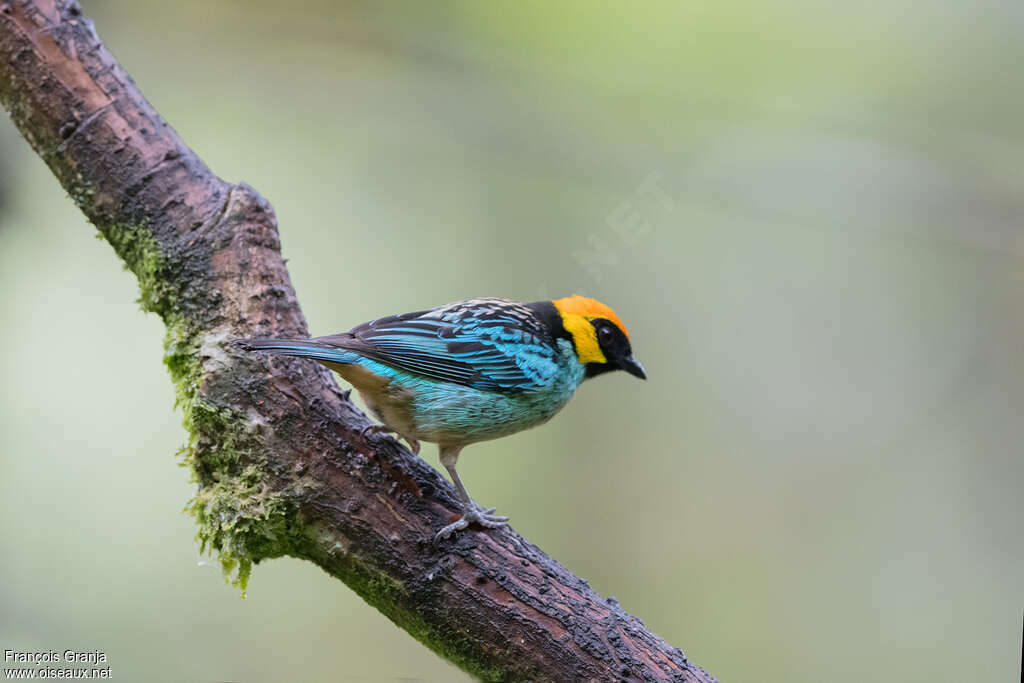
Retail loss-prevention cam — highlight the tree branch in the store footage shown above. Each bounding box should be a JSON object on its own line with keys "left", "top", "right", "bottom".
{"left": 0, "top": 2, "right": 715, "bottom": 680}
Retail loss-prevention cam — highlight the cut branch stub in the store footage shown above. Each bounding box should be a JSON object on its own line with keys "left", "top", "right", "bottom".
{"left": 0, "top": 1, "right": 715, "bottom": 680}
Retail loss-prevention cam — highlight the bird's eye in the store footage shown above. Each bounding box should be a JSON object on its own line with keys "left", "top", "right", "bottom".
{"left": 597, "top": 324, "right": 614, "bottom": 344}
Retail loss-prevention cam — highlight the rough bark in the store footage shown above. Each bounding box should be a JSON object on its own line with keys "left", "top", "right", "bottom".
{"left": 0, "top": 2, "right": 715, "bottom": 681}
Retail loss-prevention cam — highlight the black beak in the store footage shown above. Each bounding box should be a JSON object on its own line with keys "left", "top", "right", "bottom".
{"left": 620, "top": 355, "right": 647, "bottom": 380}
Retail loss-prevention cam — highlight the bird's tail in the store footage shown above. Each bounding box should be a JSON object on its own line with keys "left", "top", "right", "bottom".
{"left": 232, "top": 338, "right": 360, "bottom": 364}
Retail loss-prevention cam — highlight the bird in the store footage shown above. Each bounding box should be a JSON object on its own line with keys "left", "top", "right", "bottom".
{"left": 233, "top": 295, "right": 645, "bottom": 541}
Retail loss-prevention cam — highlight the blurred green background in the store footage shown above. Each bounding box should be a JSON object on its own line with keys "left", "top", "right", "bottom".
{"left": 2, "top": 1, "right": 1022, "bottom": 681}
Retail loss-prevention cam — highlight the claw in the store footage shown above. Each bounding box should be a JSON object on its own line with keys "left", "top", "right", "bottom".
{"left": 435, "top": 505, "right": 510, "bottom": 541}
{"left": 361, "top": 425, "right": 420, "bottom": 455}
{"left": 360, "top": 424, "right": 392, "bottom": 439}
{"left": 435, "top": 516, "right": 470, "bottom": 541}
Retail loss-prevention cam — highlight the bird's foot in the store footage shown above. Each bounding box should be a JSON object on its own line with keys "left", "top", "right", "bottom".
{"left": 435, "top": 505, "right": 509, "bottom": 542}
{"left": 360, "top": 424, "right": 394, "bottom": 438}
{"left": 360, "top": 424, "right": 420, "bottom": 455}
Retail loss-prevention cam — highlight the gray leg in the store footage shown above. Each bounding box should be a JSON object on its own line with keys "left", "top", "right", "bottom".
{"left": 435, "top": 445, "right": 509, "bottom": 541}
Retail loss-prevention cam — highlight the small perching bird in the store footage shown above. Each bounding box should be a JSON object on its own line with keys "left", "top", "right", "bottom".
{"left": 234, "top": 295, "right": 645, "bottom": 540}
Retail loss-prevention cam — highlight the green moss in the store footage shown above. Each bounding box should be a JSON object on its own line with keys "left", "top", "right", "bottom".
{"left": 100, "top": 224, "right": 178, "bottom": 318}
{"left": 175, "top": 379, "right": 300, "bottom": 592}
{"left": 186, "top": 463, "right": 293, "bottom": 595}
{"left": 163, "top": 329, "right": 200, "bottom": 409}
{"left": 170, "top": 342, "right": 295, "bottom": 591}
{"left": 98, "top": 223, "right": 292, "bottom": 593}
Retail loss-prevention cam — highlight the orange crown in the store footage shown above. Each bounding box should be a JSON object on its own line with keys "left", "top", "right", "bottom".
{"left": 552, "top": 294, "right": 630, "bottom": 340}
